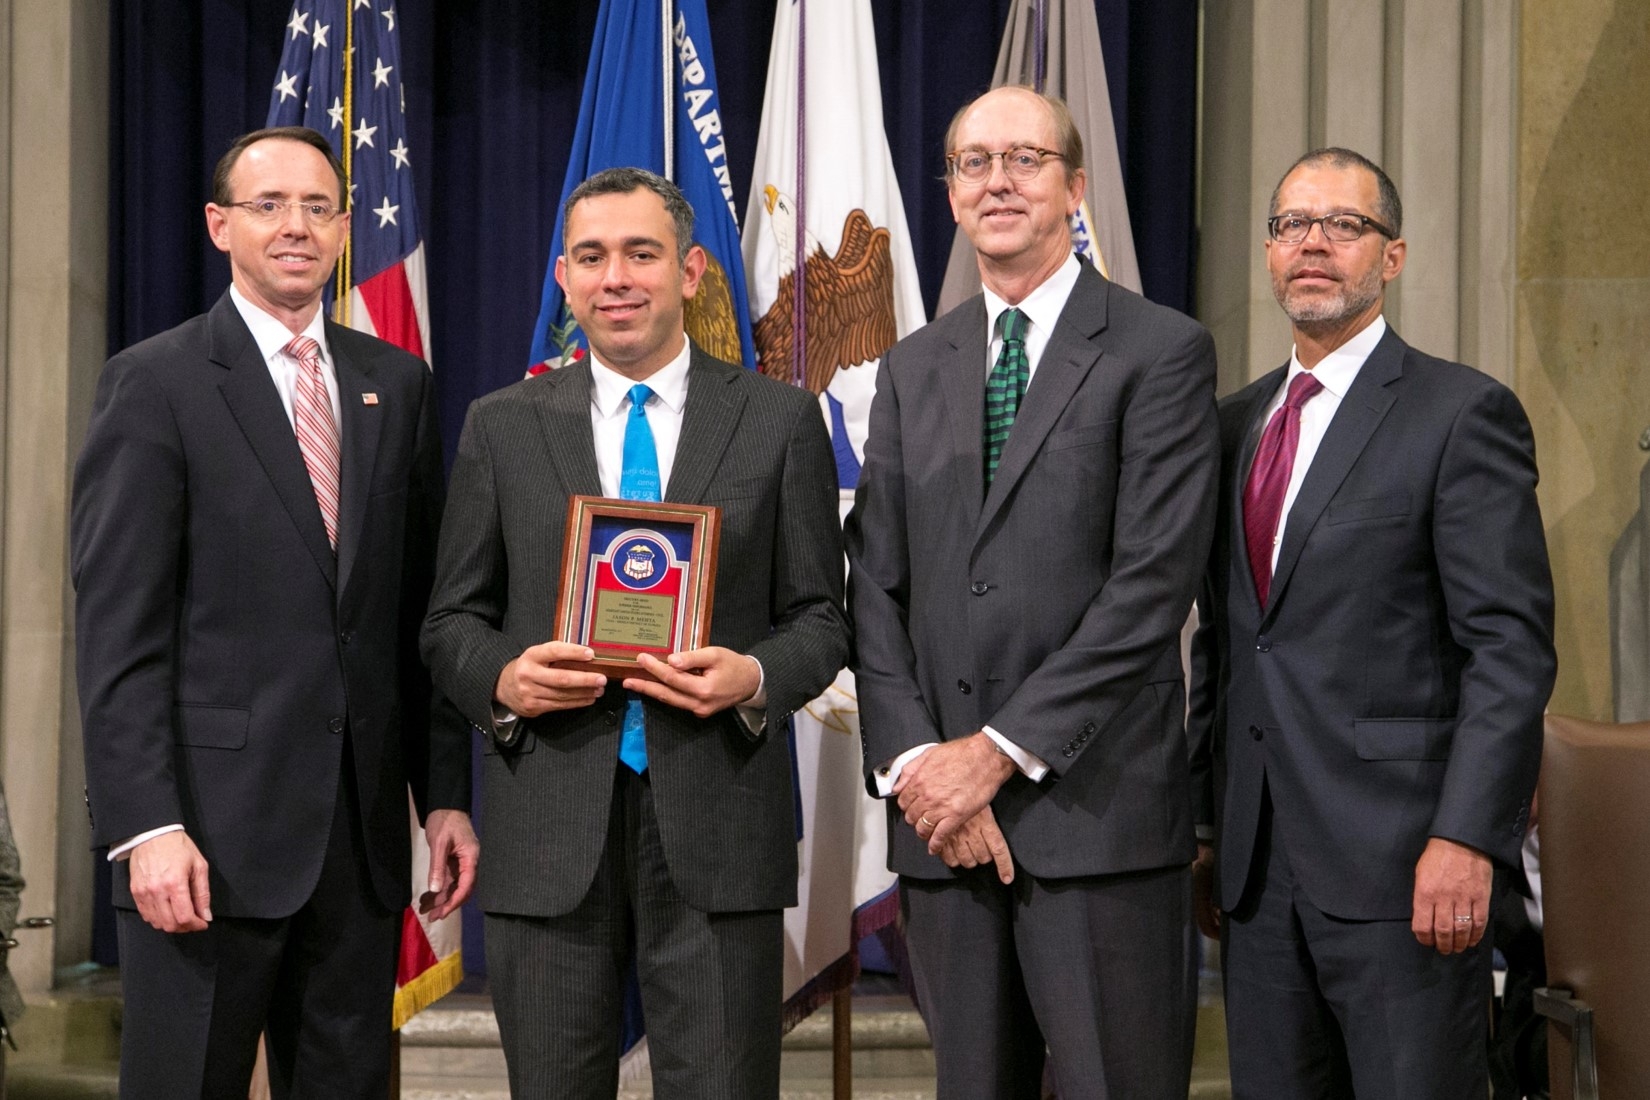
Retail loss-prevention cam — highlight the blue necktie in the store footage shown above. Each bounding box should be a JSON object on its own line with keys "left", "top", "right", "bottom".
{"left": 618, "top": 384, "right": 659, "bottom": 773}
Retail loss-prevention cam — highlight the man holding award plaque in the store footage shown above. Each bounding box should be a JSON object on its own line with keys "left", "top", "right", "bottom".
{"left": 421, "top": 167, "right": 848, "bottom": 1097}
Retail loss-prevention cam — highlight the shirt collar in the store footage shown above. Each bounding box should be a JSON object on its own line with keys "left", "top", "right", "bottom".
{"left": 229, "top": 285, "right": 330, "bottom": 366}
{"left": 588, "top": 336, "right": 693, "bottom": 418}
{"left": 982, "top": 253, "right": 1082, "bottom": 341}
{"left": 1286, "top": 314, "right": 1387, "bottom": 398}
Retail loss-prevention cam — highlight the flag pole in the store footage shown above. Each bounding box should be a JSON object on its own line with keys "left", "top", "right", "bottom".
{"left": 789, "top": 0, "right": 807, "bottom": 390}
{"left": 335, "top": 1, "right": 355, "bottom": 326}
{"left": 661, "top": 0, "right": 675, "bottom": 181}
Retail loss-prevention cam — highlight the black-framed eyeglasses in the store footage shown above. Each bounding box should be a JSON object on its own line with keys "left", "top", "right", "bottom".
{"left": 223, "top": 198, "right": 342, "bottom": 225}
{"left": 1267, "top": 212, "right": 1395, "bottom": 244}
{"left": 946, "top": 146, "right": 1066, "bottom": 184}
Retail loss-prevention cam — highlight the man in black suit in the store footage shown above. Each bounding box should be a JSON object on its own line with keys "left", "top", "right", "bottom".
{"left": 421, "top": 167, "right": 848, "bottom": 1098}
{"left": 1188, "top": 147, "right": 1556, "bottom": 1098}
{"left": 71, "top": 127, "right": 475, "bottom": 1098}
{"left": 845, "top": 86, "right": 1220, "bottom": 1099}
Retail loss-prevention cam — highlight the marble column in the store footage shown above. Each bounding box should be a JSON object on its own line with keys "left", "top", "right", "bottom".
{"left": 1, "top": 0, "right": 108, "bottom": 993}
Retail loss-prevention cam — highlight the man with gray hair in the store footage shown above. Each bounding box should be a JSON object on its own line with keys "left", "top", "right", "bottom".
{"left": 423, "top": 167, "right": 848, "bottom": 1096}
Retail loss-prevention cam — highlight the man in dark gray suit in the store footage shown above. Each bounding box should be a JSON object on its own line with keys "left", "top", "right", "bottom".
{"left": 421, "top": 168, "right": 848, "bottom": 1098}
{"left": 1188, "top": 148, "right": 1556, "bottom": 1098}
{"left": 845, "top": 86, "right": 1220, "bottom": 1099}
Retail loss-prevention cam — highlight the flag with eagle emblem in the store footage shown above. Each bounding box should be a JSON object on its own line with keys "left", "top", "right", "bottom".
{"left": 527, "top": 0, "right": 755, "bottom": 374}
{"left": 742, "top": 0, "right": 926, "bottom": 491}
{"left": 742, "top": 0, "right": 923, "bottom": 1028}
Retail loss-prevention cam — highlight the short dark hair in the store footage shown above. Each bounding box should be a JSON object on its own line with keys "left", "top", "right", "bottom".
{"left": 1270, "top": 147, "right": 1403, "bottom": 237}
{"left": 943, "top": 86, "right": 1085, "bottom": 183}
{"left": 212, "top": 127, "right": 348, "bottom": 209}
{"left": 563, "top": 167, "right": 696, "bottom": 262}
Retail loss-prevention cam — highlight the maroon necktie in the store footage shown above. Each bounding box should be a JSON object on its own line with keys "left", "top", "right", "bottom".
{"left": 1242, "top": 371, "right": 1323, "bottom": 606}
{"left": 284, "top": 335, "right": 341, "bottom": 550}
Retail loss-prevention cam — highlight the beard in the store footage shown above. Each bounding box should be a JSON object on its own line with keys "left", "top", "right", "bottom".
{"left": 1273, "top": 258, "right": 1385, "bottom": 326}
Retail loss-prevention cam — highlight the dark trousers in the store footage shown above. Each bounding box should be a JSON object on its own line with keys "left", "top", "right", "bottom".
{"left": 1222, "top": 793, "right": 1491, "bottom": 1100}
{"left": 115, "top": 759, "right": 399, "bottom": 1100}
{"left": 486, "top": 767, "right": 783, "bottom": 1100}
{"left": 901, "top": 861, "right": 1196, "bottom": 1100}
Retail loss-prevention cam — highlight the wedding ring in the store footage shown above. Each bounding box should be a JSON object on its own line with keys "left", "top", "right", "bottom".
{"left": 1453, "top": 915, "right": 1472, "bottom": 923}
{"left": 920, "top": 815, "right": 936, "bottom": 829}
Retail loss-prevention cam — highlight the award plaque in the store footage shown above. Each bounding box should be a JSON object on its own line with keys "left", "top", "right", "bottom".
{"left": 552, "top": 496, "right": 720, "bottom": 680}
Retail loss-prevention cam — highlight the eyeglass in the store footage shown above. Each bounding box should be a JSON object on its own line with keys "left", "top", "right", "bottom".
{"left": 223, "top": 198, "right": 342, "bottom": 225}
{"left": 946, "top": 146, "right": 1066, "bottom": 184}
{"left": 1267, "top": 212, "right": 1395, "bottom": 244}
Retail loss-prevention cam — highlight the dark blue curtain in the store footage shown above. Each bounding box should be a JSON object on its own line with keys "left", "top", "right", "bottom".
{"left": 101, "top": 0, "right": 1199, "bottom": 970}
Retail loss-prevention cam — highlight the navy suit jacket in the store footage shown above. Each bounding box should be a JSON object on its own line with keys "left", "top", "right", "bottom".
{"left": 72, "top": 292, "right": 469, "bottom": 918}
{"left": 1188, "top": 326, "right": 1556, "bottom": 919}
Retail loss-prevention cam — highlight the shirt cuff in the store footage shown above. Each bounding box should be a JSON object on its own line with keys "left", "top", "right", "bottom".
{"left": 108, "top": 823, "right": 185, "bottom": 862}
{"left": 873, "top": 742, "right": 939, "bottom": 798}
{"left": 734, "top": 655, "right": 767, "bottom": 734}
{"left": 981, "top": 726, "right": 1050, "bottom": 783}
{"left": 490, "top": 701, "right": 519, "bottom": 733}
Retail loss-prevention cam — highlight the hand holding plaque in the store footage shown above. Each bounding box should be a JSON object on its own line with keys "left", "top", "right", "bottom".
{"left": 552, "top": 496, "right": 720, "bottom": 680}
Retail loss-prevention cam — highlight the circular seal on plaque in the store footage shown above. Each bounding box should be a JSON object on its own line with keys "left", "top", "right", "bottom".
{"left": 610, "top": 533, "right": 673, "bottom": 591}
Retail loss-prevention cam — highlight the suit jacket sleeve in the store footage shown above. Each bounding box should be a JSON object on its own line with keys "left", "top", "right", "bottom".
{"left": 419, "top": 401, "right": 523, "bottom": 731}
{"left": 402, "top": 365, "right": 471, "bottom": 815}
{"left": 71, "top": 353, "right": 189, "bottom": 847}
{"left": 741, "top": 390, "right": 851, "bottom": 721}
{"left": 846, "top": 346, "right": 946, "bottom": 778}
{"left": 987, "top": 322, "right": 1220, "bottom": 773}
{"left": 1429, "top": 382, "right": 1555, "bottom": 863}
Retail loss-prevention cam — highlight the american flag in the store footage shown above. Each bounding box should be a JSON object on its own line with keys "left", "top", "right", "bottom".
{"left": 268, "top": 0, "right": 431, "bottom": 360}
{"left": 267, "top": 0, "right": 456, "bottom": 1029}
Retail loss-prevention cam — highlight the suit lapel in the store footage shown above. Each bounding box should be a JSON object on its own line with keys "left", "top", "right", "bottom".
{"left": 332, "top": 331, "right": 383, "bottom": 599}
{"left": 210, "top": 296, "right": 337, "bottom": 589}
{"left": 533, "top": 362, "right": 603, "bottom": 496}
{"left": 1263, "top": 329, "right": 1404, "bottom": 620}
{"left": 977, "top": 266, "right": 1105, "bottom": 541}
{"left": 937, "top": 298, "right": 988, "bottom": 526}
{"left": 667, "top": 349, "right": 745, "bottom": 504}
{"left": 1233, "top": 367, "right": 1287, "bottom": 616}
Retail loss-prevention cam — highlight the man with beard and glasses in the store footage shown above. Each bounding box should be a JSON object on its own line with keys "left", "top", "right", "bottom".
{"left": 1187, "top": 147, "right": 1555, "bottom": 1099}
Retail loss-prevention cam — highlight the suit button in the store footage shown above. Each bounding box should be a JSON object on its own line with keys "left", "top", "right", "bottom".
{"left": 1062, "top": 748, "right": 1075, "bottom": 758}
{"left": 339, "top": 630, "right": 353, "bottom": 645}
{"left": 329, "top": 717, "right": 346, "bottom": 734}
{"left": 957, "top": 679, "right": 972, "bottom": 694}
{"left": 605, "top": 709, "right": 620, "bottom": 725}
{"left": 970, "top": 582, "right": 989, "bottom": 595}
{"left": 1256, "top": 635, "right": 1271, "bottom": 652}
{"left": 1082, "top": 722, "right": 1096, "bottom": 734}
{"left": 1250, "top": 725, "right": 1263, "bottom": 741}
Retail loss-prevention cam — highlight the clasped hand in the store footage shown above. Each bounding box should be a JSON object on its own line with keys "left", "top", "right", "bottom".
{"left": 894, "top": 732, "right": 1017, "bottom": 883}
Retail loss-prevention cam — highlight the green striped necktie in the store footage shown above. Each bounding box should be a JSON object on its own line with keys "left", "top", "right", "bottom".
{"left": 984, "top": 307, "right": 1030, "bottom": 485}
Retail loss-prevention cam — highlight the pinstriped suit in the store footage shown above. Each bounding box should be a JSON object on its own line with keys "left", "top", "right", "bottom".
{"left": 421, "top": 344, "right": 848, "bottom": 1096}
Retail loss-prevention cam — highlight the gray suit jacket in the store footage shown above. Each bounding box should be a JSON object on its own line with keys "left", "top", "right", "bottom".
{"left": 846, "top": 262, "right": 1221, "bottom": 880}
{"left": 421, "top": 345, "right": 848, "bottom": 916}
{"left": 1188, "top": 327, "right": 1556, "bottom": 919}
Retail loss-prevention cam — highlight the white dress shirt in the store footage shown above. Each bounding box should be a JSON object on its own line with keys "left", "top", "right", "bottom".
{"left": 1254, "top": 315, "right": 1387, "bottom": 573}
{"left": 872, "top": 258, "right": 1088, "bottom": 797}
{"left": 110, "top": 289, "right": 342, "bottom": 862}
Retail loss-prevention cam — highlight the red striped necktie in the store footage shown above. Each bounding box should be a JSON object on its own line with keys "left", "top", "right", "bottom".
{"left": 1242, "top": 371, "right": 1323, "bottom": 605}
{"left": 283, "top": 335, "right": 341, "bottom": 551}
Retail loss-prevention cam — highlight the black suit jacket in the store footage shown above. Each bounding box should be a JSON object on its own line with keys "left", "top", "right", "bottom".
{"left": 420, "top": 345, "right": 848, "bottom": 917}
{"left": 71, "top": 292, "right": 469, "bottom": 918}
{"left": 847, "top": 262, "right": 1221, "bottom": 880}
{"left": 1188, "top": 326, "right": 1556, "bottom": 919}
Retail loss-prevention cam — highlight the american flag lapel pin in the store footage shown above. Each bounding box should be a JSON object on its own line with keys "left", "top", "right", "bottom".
{"left": 362, "top": 393, "right": 380, "bottom": 406}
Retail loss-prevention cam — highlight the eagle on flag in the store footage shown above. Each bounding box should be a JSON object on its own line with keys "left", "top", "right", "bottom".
{"left": 753, "top": 188, "right": 898, "bottom": 396}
